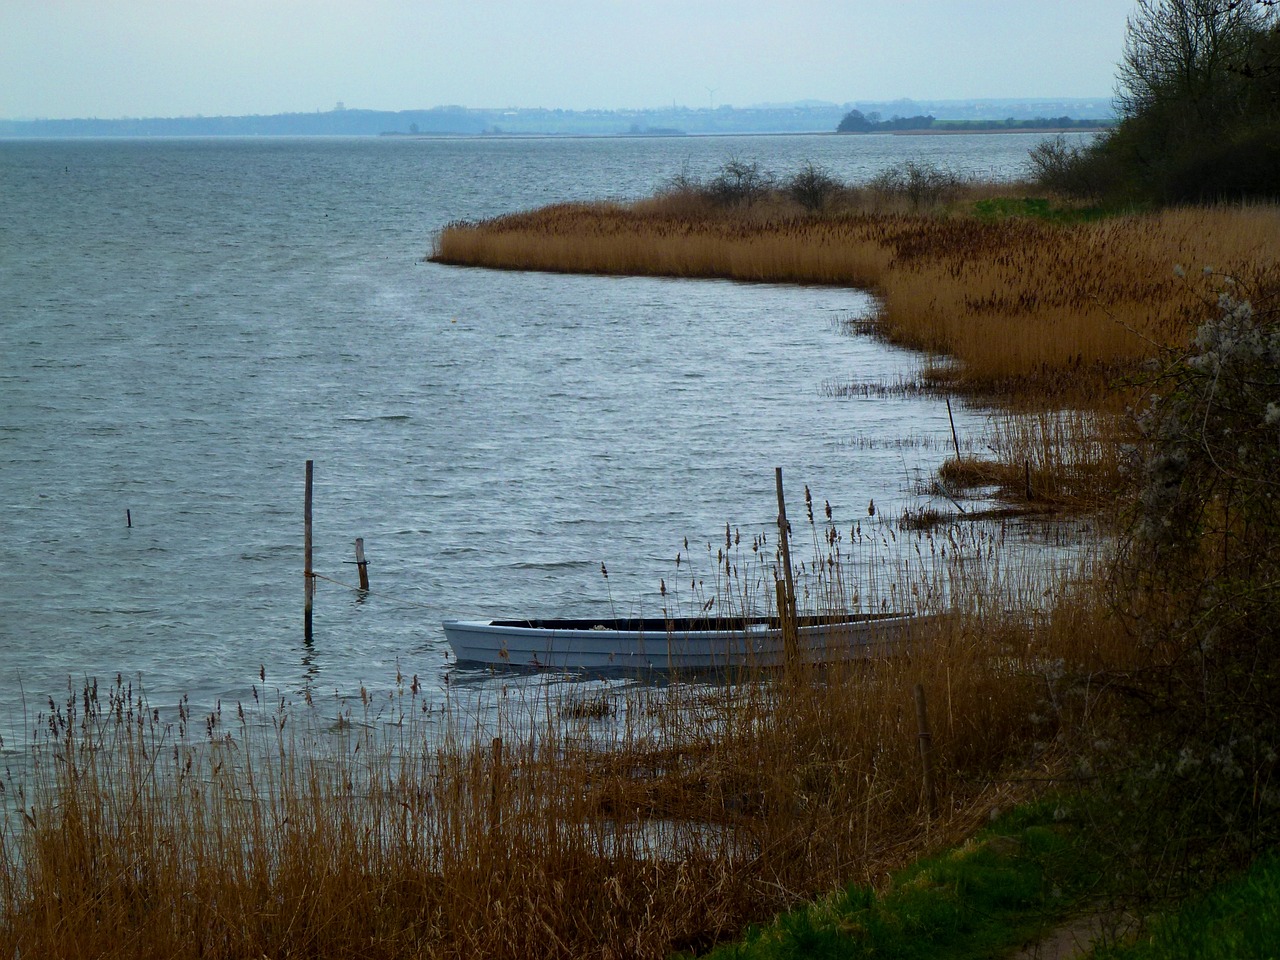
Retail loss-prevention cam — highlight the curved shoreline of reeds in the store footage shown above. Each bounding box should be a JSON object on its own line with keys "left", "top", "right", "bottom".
{"left": 430, "top": 196, "right": 1280, "bottom": 406}
{"left": 430, "top": 186, "right": 1277, "bottom": 519}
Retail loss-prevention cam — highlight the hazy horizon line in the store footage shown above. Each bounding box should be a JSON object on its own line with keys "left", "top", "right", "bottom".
{"left": 3, "top": 94, "right": 1116, "bottom": 125}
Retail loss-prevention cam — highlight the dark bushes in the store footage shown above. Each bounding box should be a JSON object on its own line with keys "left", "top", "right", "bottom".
{"left": 867, "top": 161, "right": 966, "bottom": 208}
{"left": 1162, "top": 124, "right": 1280, "bottom": 202}
{"left": 784, "top": 161, "right": 843, "bottom": 212}
{"left": 659, "top": 159, "right": 974, "bottom": 214}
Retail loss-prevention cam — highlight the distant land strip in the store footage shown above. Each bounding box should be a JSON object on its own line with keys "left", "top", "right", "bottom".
{"left": 0, "top": 98, "right": 1114, "bottom": 139}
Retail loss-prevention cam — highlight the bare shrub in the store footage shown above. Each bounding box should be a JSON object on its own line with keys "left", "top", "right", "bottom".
{"left": 868, "top": 161, "right": 967, "bottom": 209}
{"left": 785, "top": 161, "right": 842, "bottom": 213}
{"left": 706, "top": 158, "right": 775, "bottom": 208}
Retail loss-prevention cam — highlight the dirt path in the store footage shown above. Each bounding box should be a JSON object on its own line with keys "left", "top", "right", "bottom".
{"left": 1011, "top": 910, "right": 1139, "bottom": 959}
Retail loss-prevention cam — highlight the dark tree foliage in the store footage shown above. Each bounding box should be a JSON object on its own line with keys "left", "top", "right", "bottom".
{"left": 1031, "top": 0, "right": 1280, "bottom": 202}
{"left": 836, "top": 109, "right": 875, "bottom": 133}
{"left": 836, "top": 110, "right": 934, "bottom": 132}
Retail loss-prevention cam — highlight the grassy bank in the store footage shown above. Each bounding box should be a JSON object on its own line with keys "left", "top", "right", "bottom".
{"left": 693, "top": 799, "right": 1105, "bottom": 960}
{"left": 1095, "top": 853, "right": 1280, "bottom": 960}
{"left": 689, "top": 799, "right": 1280, "bottom": 960}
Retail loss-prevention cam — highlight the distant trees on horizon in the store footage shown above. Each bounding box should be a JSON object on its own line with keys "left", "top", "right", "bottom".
{"left": 836, "top": 109, "right": 1109, "bottom": 134}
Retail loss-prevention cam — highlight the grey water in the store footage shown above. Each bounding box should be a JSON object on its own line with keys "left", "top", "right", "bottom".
{"left": 0, "top": 132, "right": 1092, "bottom": 738}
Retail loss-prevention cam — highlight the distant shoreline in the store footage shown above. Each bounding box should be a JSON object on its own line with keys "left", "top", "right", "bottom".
{"left": 889, "top": 126, "right": 1109, "bottom": 136}
{"left": 0, "top": 98, "right": 1116, "bottom": 140}
{"left": 0, "top": 129, "right": 1107, "bottom": 143}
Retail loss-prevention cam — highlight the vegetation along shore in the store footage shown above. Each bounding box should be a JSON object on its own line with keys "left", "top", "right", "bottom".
{"left": 3, "top": 2, "right": 1278, "bottom": 957}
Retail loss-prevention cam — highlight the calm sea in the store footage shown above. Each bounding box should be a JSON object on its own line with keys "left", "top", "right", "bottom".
{"left": 0, "top": 132, "right": 1090, "bottom": 737}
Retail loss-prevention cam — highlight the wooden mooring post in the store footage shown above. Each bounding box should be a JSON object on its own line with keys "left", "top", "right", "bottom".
{"left": 946, "top": 395, "right": 962, "bottom": 461}
{"left": 489, "top": 736, "right": 504, "bottom": 832}
{"left": 774, "top": 468, "right": 799, "bottom": 667}
{"left": 304, "top": 460, "right": 314, "bottom": 642}
{"left": 776, "top": 579, "right": 797, "bottom": 667}
{"left": 354, "top": 537, "right": 370, "bottom": 591}
{"left": 914, "top": 683, "right": 939, "bottom": 819}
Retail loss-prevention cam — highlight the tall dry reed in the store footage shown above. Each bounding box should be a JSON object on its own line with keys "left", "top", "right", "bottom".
{"left": 1, "top": 523, "right": 1130, "bottom": 959}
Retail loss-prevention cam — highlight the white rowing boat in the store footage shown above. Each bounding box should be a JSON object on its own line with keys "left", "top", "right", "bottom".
{"left": 441, "top": 612, "right": 922, "bottom": 671}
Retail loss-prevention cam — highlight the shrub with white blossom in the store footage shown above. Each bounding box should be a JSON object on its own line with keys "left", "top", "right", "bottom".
{"left": 1131, "top": 278, "right": 1279, "bottom": 588}
{"left": 1099, "top": 274, "right": 1280, "bottom": 891}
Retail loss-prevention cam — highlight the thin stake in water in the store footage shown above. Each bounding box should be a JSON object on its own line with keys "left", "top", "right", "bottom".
{"left": 304, "top": 460, "right": 314, "bottom": 642}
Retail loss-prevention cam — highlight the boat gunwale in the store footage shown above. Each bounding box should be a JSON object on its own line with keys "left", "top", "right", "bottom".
{"left": 448, "top": 611, "right": 913, "bottom": 637}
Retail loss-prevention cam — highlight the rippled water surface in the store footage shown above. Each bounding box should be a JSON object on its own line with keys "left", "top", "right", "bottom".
{"left": 0, "top": 133, "right": 1089, "bottom": 731}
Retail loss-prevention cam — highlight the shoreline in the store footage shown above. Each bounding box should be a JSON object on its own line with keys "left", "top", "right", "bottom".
{"left": 888, "top": 125, "right": 1109, "bottom": 135}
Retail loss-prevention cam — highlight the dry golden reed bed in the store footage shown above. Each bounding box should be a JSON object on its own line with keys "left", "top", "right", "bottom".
{"left": 1, "top": 527, "right": 1126, "bottom": 960}
{"left": 432, "top": 198, "right": 1279, "bottom": 403}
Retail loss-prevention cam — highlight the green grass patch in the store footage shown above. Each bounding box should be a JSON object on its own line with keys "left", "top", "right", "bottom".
{"left": 1093, "top": 852, "right": 1280, "bottom": 960}
{"left": 688, "top": 800, "right": 1102, "bottom": 960}
{"left": 970, "top": 196, "right": 1114, "bottom": 224}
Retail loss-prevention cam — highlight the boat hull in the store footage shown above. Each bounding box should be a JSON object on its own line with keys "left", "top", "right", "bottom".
{"left": 441, "top": 613, "right": 919, "bottom": 671}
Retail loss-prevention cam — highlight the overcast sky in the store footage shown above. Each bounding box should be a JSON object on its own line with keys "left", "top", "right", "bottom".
{"left": 1, "top": 1, "right": 1132, "bottom": 120}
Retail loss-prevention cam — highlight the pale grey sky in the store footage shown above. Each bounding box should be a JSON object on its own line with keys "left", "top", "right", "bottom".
{"left": 1, "top": 1, "right": 1132, "bottom": 120}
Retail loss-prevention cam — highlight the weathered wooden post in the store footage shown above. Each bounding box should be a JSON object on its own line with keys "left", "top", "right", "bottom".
{"left": 914, "top": 683, "right": 939, "bottom": 819}
{"left": 304, "top": 460, "right": 314, "bottom": 642}
{"left": 489, "top": 736, "right": 503, "bottom": 832}
{"left": 776, "top": 579, "right": 797, "bottom": 667}
{"left": 946, "top": 395, "right": 962, "bottom": 461}
{"left": 775, "top": 468, "right": 799, "bottom": 667}
{"left": 354, "top": 537, "right": 370, "bottom": 591}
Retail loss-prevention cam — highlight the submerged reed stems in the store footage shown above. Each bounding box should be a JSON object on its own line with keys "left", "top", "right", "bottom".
{"left": 0, "top": 520, "right": 1127, "bottom": 959}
